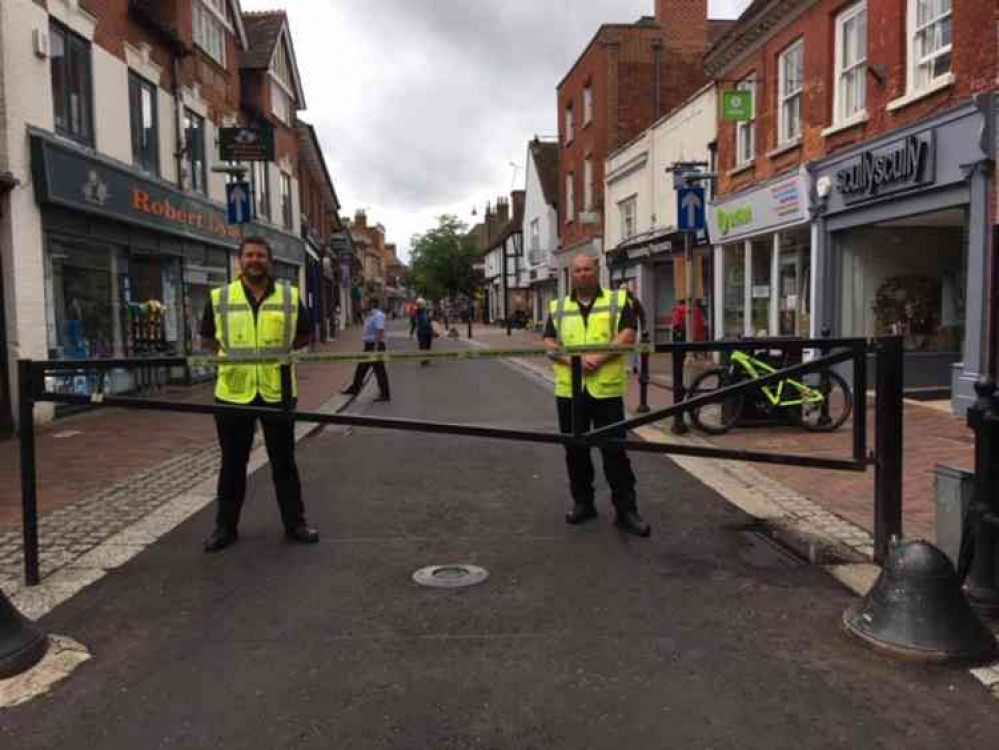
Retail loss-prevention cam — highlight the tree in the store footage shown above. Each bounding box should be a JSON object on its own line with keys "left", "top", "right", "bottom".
{"left": 405, "top": 215, "right": 483, "bottom": 303}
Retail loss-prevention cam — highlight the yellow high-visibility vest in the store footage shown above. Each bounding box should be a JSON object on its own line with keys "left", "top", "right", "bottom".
{"left": 549, "top": 288, "right": 628, "bottom": 399}
{"left": 212, "top": 279, "right": 299, "bottom": 404}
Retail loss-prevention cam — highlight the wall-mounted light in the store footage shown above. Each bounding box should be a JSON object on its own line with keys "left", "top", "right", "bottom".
{"left": 816, "top": 176, "right": 833, "bottom": 199}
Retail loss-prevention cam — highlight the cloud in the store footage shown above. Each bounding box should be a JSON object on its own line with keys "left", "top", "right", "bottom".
{"left": 240, "top": 0, "right": 753, "bottom": 259}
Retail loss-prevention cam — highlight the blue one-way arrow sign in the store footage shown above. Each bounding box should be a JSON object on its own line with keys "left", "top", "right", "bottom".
{"left": 677, "top": 186, "right": 705, "bottom": 232}
{"left": 226, "top": 181, "right": 253, "bottom": 225}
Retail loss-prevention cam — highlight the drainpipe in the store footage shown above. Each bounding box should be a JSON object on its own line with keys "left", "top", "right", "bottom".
{"left": 172, "top": 52, "right": 185, "bottom": 189}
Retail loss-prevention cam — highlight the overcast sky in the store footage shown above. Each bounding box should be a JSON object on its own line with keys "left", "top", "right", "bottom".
{"left": 241, "top": 0, "right": 753, "bottom": 261}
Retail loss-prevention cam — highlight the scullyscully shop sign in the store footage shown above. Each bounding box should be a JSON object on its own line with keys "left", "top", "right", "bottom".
{"left": 834, "top": 132, "right": 935, "bottom": 204}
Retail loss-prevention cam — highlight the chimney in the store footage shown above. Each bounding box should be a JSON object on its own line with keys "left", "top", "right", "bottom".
{"left": 496, "top": 197, "right": 510, "bottom": 224}
{"left": 655, "top": 0, "right": 708, "bottom": 53}
{"left": 511, "top": 190, "right": 526, "bottom": 226}
{"left": 354, "top": 209, "right": 367, "bottom": 228}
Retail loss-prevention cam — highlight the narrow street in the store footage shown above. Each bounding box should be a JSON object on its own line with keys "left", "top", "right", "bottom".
{"left": 3, "top": 325, "right": 999, "bottom": 749}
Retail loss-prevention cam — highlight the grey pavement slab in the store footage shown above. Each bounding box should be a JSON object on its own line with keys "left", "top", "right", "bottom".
{"left": 2, "top": 332, "right": 999, "bottom": 749}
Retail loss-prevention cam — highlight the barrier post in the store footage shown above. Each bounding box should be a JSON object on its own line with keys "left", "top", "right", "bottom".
{"left": 17, "top": 360, "right": 40, "bottom": 586}
{"left": 873, "top": 336, "right": 904, "bottom": 564}
{"left": 637, "top": 333, "right": 650, "bottom": 414}
{"left": 671, "top": 348, "right": 689, "bottom": 435}
{"left": 571, "top": 355, "right": 584, "bottom": 441}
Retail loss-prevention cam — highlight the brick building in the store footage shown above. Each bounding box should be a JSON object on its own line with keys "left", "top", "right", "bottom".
{"left": 0, "top": 0, "right": 334, "bottom": 428}
{"left": 346, "top": 209, "right": 398, "bottom": 318}
{"left": 554, "top": 0, "right": 730, "bottom": 296}
{"left": 704, "top": 0, "right": 997, "bottom": 413}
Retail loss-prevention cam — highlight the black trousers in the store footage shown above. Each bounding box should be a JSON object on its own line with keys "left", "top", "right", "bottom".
{"left": 556, "top": 393, "right": 637, "bottom": 512}
{"left": 214, "top": 398, "right": 305, "bottom": 532}
{"left": 350, "top": 341, "right": 390, "bottom": 396}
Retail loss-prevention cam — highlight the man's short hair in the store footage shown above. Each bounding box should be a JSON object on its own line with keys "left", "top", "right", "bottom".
{"left": 239, "top": 236, "right": 273, "bottom": 259}
{"left": 368, "top": 298, "right": 381, "bottom": 308}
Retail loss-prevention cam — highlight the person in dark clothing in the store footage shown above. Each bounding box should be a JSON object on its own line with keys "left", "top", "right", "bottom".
{"left": 199, "top": 237, "right": 318, "bottom": 553}
{"left": 414, "top": 298, "right": 434, "bottom": 366}
{"left": 342, "top": 298, "right": 390, "bottom": 401}
{"left": 543, "top": 254, "right": 650, "bottom": 537}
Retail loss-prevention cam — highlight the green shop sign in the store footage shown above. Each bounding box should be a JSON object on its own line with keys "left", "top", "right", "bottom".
{"left": 722, "top": 91, "right": 753, "bottom": 122}
{"left": 716, "top": 205, "right": 754, "bottom": 236}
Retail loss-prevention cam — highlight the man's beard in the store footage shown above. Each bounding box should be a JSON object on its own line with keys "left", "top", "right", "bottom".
{"left": 244, "top": 265, "right": 267, "bottom": 280}
{"left": 574, "top": 278, "right": 598, "bottom": 296}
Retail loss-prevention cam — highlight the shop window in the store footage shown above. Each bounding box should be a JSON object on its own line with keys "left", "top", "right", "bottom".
{"left": 750, "top": 238, "right": 772, "bottom": 337}
{"left": 909, "top": 0, "right": 952, "bottom": 92}
{"left": 129, "top": 72, "right": 159, "bottom": 175}
{"left": 722, "top": 243, "right": 745, "bottom": 337}
{"left": 735, "top": 75, "right": 755, "bottom": 167}
{"left": 777, "top": 228, "right": 811, "bottom": 337}
{"left": 778, "top": 40, "right": 803, "bottom": 145}
{"left": 184, "top": 110, "right": 207, "bottom": 194}
{"left": 185, "top": 254, "right": 229, "bottom": 378}
{"left": 840, "top": 207, "right": 966, "bottom": 352}
{"left": 50, "top": 21, "right": 94, "bottom": 146}
{"left": 834, "top": 2, "right": 867, "bottom": 125}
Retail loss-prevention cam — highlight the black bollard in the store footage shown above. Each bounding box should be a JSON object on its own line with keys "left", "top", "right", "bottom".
{"left": 0, "top": 588, "right": 48, "bottom": 679}
{"left": 637, "top": 333, "right": 650, "bottom": 414}
{"left": 960, "top": 380, "right": 999, "bottom": 615}
{"left": 671, "top": 348, "right": 689, "bottom": 435}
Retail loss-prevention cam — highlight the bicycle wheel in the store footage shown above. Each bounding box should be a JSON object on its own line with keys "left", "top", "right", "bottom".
{"left": 688, "top": 367, "right": 744, "bottom": 435}
{"left": 796, "top": 369, "right": 853, "bottom": 432}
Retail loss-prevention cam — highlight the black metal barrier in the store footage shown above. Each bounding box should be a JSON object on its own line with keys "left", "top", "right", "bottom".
{"left": 16, "top": 336, "right": 904, "bottom": 585}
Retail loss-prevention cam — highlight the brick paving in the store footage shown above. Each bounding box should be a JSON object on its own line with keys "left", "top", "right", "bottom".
{"left": 470, "top": 323, "right": 973, "bottom": 544}
{"left": 0, "top": 326, "right": 364, "bottom": 584}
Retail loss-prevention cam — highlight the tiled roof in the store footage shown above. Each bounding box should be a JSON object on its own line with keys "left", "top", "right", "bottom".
{"left": 530, "top": 139, "right": 559, "bottom": 210}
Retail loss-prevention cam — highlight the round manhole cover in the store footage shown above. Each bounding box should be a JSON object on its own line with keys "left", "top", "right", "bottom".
{"left": 412, "top": 564, "right": 490, "bottom": 589}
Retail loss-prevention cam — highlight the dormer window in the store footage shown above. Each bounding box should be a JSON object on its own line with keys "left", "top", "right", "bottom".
{"left": 193, "top": 0, "right": 232, "bottom": 67}
{"left": 270, "top": 38, "right": 296, "bottom": 124}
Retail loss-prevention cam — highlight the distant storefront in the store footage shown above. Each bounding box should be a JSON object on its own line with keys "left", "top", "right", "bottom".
{"left": 809, "top": 100, "right": 992, "bottom": 413}
{"left": 707, "top": 167, "right": 813, "bottom": 341}
{"left": 30, "top": 130, "right": 305, "bottom": 394}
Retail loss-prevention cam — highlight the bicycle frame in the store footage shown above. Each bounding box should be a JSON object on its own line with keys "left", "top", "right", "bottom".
{"left": 729, "top": 350, "right": 824, "bottom": 407}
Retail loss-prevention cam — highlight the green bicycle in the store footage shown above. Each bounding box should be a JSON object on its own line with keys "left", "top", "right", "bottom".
{"left": 687, "top": 348, "right": 853, "bottom": 435}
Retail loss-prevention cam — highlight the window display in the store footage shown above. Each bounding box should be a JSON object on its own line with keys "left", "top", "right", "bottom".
{"left": 777, "top": 228, "right": 810, "bottom": 337}
{"left": 722, "top": 243, "right": 745, "bottom": 337}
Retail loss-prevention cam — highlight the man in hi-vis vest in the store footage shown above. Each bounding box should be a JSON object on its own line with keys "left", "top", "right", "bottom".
{"left": 543, "top": 254, "right": 650, "bottom": 537}
{"left": 199, "top": 236, "right": 318, "bottom": 553}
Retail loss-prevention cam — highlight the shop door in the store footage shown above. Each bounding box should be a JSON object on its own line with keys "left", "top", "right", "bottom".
{"left": 652, "top": 263, "right": 675, "bottom": 343}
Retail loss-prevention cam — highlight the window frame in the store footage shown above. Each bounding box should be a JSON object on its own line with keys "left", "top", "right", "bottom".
{"left": 129, "top": 71, "right": 160, "bottom": 176}
{"left": 50, "top": 20, "right": 94, "bottom": 147}
{"left": 529, "top": 218, "right": 541, "bottom": 253}
{"left": 193, "top": 0, "right": 229, "bottom": 68}
{"left": 833, "top": 2, "right": 867, "bottom": 125}
{"left": 583, "top": 84, "right": 593, "bottom": 126}
{"left": 252, "top": 161, "right": 271, "bottom": 221}
{"left": 564, "top": 103, "right": 574, "bottom": 145}
{"left": 735, "top": 75, "right": 756, "bottom": 167}
{"left": 583, "top": 156, "right": 594, "bottom": 212}
{"left": 565, "top": 172, "right": 575, "bottom": 224}
{"left": 908, "top": 0, "right": 953, "bottom": 92}
{"left": 280, "top": 172, "right": 293, "bottom": 229}
{"left": 777, "top": 40, "right": 804, "bottom": 146}
{"left": 619, "top": 196, "right": 637, "bottom": 241}
{"left": 184, "top": 109, "right": 207, "bottom": 195}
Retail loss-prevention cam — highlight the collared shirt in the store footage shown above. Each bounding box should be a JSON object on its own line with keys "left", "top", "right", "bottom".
{"left": 543, "top": 286, "right": 636, "bottom": 340}
{"left": 200, "top": 277, "right": 311, "bottom": 341}
{"left": 362, "top": 308, "right": 386, "bottom": 343}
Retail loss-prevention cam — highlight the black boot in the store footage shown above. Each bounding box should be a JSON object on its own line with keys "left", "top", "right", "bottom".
{"left": 565, "top": 502, "right": 598, "bottom": 525}
{"left": 204, "top": 526, "right": 238, "bottom": 553}
{"left": 614, "top": 510, "right": 651, "bottom": 537}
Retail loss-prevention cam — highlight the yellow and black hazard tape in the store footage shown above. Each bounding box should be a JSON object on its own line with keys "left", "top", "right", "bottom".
{"left": 186, "top": 343, "right": 656, "bottom": 368}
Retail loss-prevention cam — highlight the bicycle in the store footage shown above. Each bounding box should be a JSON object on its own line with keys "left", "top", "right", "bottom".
{"left": 686, "top": 348, "right": 853, "bottom": 435}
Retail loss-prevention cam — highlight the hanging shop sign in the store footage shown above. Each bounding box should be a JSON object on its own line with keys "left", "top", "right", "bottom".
{"left": 834, "top": 132, "right": 935, "bottom": 204}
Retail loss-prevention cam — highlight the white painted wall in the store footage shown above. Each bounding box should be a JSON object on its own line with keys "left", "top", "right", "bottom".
{"left": 604, "top": 85, "right": 717, "bottom": 251}
{"left": 522, "top": 143, "right": 558, "bottom": 279}
{"left": 92, "top": 45, "right": 130, "bottom": 163}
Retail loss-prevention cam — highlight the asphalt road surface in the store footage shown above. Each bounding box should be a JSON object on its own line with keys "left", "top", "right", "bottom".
{"left": 3, "top": 328, "right": 999, "bottom": 749}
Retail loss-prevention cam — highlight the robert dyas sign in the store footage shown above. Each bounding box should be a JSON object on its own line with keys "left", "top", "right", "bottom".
{"left": 834, "top": 132, "right": 935, "bottom": 204}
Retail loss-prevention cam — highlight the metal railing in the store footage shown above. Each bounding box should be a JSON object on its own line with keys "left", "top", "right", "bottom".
{"left": 15, "top": 336, "right": 902, "bottom": 585}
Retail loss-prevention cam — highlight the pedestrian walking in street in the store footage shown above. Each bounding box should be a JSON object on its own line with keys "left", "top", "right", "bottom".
{"left": 407, "top": 300, "right": 417, "bottom": 338}
{"left": 342, "top": 298, "right": 391, "bottom": 401}
{"left": 200, "top": 236, "right": 319, "bottom": 553}
{"left": 414, "top": 298, "right": 434, "bottom": 366}
{"left": 544, "top": 254, "right": 650, "bottom": 537}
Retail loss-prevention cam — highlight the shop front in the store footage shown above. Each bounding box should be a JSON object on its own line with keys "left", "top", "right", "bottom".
{"left": 810, "top": 100, "right": 992, "bottom": 413}
{"left": 30, "top": 131, "right": 305, "bottom": 395}
{"left": 708, "top": 168, "right": 813, "bottom": 341}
